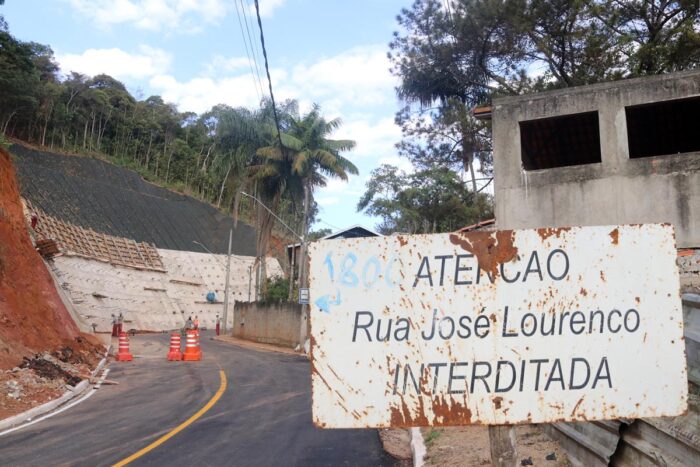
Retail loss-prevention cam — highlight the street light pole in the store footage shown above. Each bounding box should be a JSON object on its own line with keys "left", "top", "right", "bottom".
{"left": 192, "top": 232, "right": 232, "bottom": 334}
{"left": 222, "top": 229, "right": 232, "bottom": 334}
{"left": 240, "top": 192, "right": 303, "bottom": 243}
{"left": 240, "top": 190, "right": 311, "bottom": 352}
{"left": 241, "top": 190, "right": 305, "bottom": 299}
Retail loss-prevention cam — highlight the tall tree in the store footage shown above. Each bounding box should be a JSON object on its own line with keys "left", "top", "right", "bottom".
{"left": 593, "top": 0, "right": 700, "bottom": 75}
{"left": 358, "top": 164, "right": 493, "bottom": 234}
{"left": 253, "top": 104, "right": 357, "bottom": 295}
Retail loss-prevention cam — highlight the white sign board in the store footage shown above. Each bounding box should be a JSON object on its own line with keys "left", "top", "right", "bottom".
{"left": 309, "top": 224, "right": 687, "bottom": 428}
{"left": 299, "top": 288, "right": 310, "bottom": 305}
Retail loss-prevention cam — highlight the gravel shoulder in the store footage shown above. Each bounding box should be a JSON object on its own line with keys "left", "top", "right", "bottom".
{"left": 421, "top": 424, "right": 569, "bottom": 466}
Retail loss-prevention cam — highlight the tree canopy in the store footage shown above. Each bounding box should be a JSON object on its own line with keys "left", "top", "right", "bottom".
{"left": 0, "top": 19, "right": 358, "bottom": 297}
{"left": 361, "top": 0, "right": 699, "bottom": 234}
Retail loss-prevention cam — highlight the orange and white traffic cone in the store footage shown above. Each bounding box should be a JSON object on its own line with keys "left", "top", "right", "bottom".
{"left": 167, "top": 333, "right": 182, "bottom": 361}
{"left": 115, "top": 332, "right": 133, "bottom": 362}
{"left": 182, "top": 329, "right": 202, "bottom": 361}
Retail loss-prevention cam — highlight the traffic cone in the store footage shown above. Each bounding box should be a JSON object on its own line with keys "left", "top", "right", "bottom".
{"left": 182, "top": 329, "right": 202, "bottom": 361}
{"left": 167, "top": 333, "right": 182, "bottom": 361}
{"left": 115, "top": 332, "right": 133, "bottom": 362}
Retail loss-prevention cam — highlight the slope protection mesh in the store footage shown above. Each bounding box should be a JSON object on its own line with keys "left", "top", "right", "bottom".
{"left": 11, "top": 145, "right": 257, "bottom": 255}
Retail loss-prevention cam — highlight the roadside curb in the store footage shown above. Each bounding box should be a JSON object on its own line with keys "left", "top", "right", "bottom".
{"left": 0, "top": 346, "right": 110, "bottom": 432}
{"left": 212, "top": 336, "right": 305, "bottom": 357}
{"left": 411, "top": 427, "right": 426, "bottom": 467}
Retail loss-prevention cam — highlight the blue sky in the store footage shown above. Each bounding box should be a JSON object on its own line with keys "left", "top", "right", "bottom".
{"left": 3, "top": 0, "right": 413, "bottom": 233}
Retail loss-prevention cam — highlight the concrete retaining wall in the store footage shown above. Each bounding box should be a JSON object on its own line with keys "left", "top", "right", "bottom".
{"left": 233, "top": 301, "right": 302, "bottom": 348}
{"left": 50, "top": 249, "right": 283, "bottom": 331}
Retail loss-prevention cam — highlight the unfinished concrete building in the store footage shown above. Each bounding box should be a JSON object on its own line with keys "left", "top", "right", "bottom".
{"left": 492, "top": 70, "right": 700, "bottom": 245}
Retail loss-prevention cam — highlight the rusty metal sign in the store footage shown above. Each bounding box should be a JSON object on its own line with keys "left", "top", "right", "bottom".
{"left": 309, "top": 224, "right": 688, "bottom": 428}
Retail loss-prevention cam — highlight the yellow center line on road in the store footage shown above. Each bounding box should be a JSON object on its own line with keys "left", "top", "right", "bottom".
{"left": 112, "top": 370, "right": 228, "bottom": 467}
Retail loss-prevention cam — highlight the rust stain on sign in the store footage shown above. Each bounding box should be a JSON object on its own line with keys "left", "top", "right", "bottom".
{"left": 609, "top": 228, "right": 619, "bottom": 245}
{"left": 390, "top": 399, "right": 430, "bottom": 427}
{"left": 492, "top": 396, "right": 503, "bottom": 409}
{"left": 448, "top": 230, "right": 518, "bottom": 276}
{"left": 537, "top": 227, "right": 571, "bottom": 241}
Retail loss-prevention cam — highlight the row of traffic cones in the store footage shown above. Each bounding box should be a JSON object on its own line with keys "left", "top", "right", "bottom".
{"left": 168, "top": 330, "right": 202, "bottom": 361}
{"left": 114, "top": 330, "right": 203, "bottom": 362}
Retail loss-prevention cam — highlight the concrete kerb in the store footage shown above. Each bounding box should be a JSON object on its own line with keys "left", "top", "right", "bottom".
{"left": 0, "top": 346, "right": 110, "bottom": 433}
{"left": 213, "top": 335, "right": 306, "bottom": 357}
{"left": 410, "top": 427, "right": 426, "bottom": 467}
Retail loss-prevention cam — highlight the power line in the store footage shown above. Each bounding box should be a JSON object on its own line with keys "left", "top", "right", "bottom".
{"left": 253, "top": 0, "right": 284, "bottom": 151}
{"left": 241, "top": 0, "right": 266, "bottom": 99}
{"left": 233, "top": 0, "right": 264, "bottom": 100}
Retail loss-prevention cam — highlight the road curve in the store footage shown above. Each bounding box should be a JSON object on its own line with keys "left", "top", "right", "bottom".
{"left": 0, "top": 332, "right": 397, "bottom": 466}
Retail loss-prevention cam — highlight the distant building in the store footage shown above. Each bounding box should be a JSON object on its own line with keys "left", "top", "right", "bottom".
{"left": 287, "top": 225, "right": 382, "bottom": 268}
{"left": 455, "top": 218, "right": 496, "bottom": 233}
{"left": 318, "top": 225, "right": 382, "bottom": 240}
{"left": 490, "top": 69, "right": 700, "bottom": 249}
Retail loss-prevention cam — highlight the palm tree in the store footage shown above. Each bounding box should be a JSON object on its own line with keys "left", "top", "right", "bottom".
{"left": 251, "top": 103, "right": 357, "bottom": 297}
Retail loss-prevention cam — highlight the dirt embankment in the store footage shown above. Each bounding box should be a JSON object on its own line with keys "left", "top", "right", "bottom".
{"left": 0, "top": 146, "right": 101, "bottom": 370}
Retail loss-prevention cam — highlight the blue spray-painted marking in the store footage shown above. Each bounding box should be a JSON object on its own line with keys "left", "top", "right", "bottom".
{"left": 339, "top": 253, "right": 359, "bottom": 287}
{"left": 315, "top": 289, "right": 342, "bottom": 313}
{"left": 363, "top": 256, "right": 381, "bottom": 287}
{"left": 323, "top": 251, "right": 335, "bottom": 281}
{"left": 385, "top": 255, "right": 399, "bottom": 287}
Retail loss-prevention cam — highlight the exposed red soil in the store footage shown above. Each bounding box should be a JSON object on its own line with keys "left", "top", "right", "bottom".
{"left": 0, "top": 146, "right": 101, "bottom": 370}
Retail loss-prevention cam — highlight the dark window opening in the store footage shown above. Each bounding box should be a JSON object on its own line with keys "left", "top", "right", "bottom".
{"left": 520, "top": 111, "right": 602, "bottom": 171}
{"left": 626, "top": 96, "right": 700, "bottom": 159}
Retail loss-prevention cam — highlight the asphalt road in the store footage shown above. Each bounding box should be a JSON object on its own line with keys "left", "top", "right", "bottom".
{"left": 0, "top": 332, "right": 397, "bottom": 466}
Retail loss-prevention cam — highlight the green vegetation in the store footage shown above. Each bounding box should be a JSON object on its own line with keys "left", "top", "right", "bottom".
{"left": 425, "top": 428, "right": 443, "bottom": 446}
{"left": 261, "top": 276, "right": 291, "bottom": 303}
{"left": 0, "top": 18, "right": 356, "bottom": 295}
{"left": 361, "top": 0, "right": 700, "bottom": 233}
{"left": 358, "top": 164, "right": 493, "bottom": 234}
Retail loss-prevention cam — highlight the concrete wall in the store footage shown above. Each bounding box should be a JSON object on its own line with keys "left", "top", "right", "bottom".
{"left": 493, "top": 70, "right": 700, "bottom": 248}
{"left": 50, "top": 249, "right": 283, "bottom": 332}
{"left": 233, "top": 301, "right": 302, "bottom": 348}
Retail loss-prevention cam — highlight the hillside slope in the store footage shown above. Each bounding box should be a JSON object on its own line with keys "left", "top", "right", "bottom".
{"left": 0, "top": 146, "right": 98, "bottom": 369}
{"left": 11, "top": 144, "right": 257, "bottom": 255}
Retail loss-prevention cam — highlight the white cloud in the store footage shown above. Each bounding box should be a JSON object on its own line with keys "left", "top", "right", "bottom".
{"left": 250, "top": 0, "right": 286, "bottom": 17}
{"left": 378, "top": 155, "right": 415, "bottom": 174}
{"left": 206, "top": 56, "right": 254, "bottom": 76}
{"left": 334, "top": 117, "right": 402, "bottom": 159}
{"left": 317, "top": 197, "right": 340, "bottom": 207}
{"left": 276, "top": 46, "right": 397, "bottom": 111}
{"left": 57, "top": 45, "right": 172, "bottom": 80}
{"left": 66, "top": 0, "right": 229, "bottom": 31}
{"left": 149, "top": 74, "right": 263, "bottom": 114}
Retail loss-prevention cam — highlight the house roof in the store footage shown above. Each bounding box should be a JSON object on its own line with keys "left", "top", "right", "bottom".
{"left": 321, "top": 224, "right": 382, "bottom": 240}
{"left": 286, "top": 224, "right": 382, "bottom": 249}
{"left": 455, "top": 218, "right": 496, "bottom": 233}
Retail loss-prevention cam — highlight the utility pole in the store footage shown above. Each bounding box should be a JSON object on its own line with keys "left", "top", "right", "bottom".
{"left": 297, "top": 182, "right": 311, "bottom": 347}
{"left": 248, "top": 264, "right": 252, "bottom": 301}
{"left": 489, "top": 426, "right": 518, "bottom": 467}
{"left": 298, "top": 183, "right": 310, "bottom": 296}
{"left": 240, "top": 191, "right": 304, "bottom": 300}
{"left": 222, "top": 228, "right": 232, "bottom": 334}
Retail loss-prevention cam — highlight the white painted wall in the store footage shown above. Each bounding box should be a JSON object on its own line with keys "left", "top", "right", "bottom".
{"left": 50, "top": 249, "right": 284, "bottom": 332}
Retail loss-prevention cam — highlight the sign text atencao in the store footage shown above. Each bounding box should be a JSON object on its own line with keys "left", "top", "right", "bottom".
{"left": 309, "top": 224, "right": 687, "bottom": 428}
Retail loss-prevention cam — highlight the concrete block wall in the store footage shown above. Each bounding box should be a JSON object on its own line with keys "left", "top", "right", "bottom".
{"left": 492, "top": 70, "right": 700, "bottom": 248}
{"left": 232, "top": 301, "right": 303, "bottom": 348}
{"left": 50, "top": 249, "right": 283, "bottom": 332}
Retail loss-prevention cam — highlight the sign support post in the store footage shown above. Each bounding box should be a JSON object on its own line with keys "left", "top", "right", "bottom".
{"left": 489, "top": 426, "right": 518, "bottom": 467}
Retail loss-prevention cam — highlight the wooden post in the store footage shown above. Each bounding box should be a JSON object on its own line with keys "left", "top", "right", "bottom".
{"left": 488, "top": 425, "right": 518, "bottom": 467}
